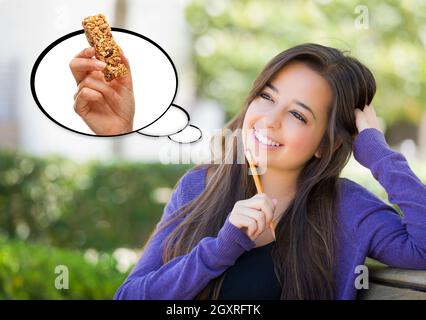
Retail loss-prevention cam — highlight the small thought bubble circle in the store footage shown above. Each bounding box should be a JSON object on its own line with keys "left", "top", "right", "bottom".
{"left": 31, "top": 28, "right": 178, "bottom": 137}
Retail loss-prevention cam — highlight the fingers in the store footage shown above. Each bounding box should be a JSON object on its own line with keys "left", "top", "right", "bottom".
{"left": 357, "top": 104, "right": 375, "bottom": 115}
{"left": 74, "top": 71, "right": 107, "bottom": 99}
{"left": 69, "top": 58, "right": 106, "bottom": 85}
{"left": 366, "top": 104, "right": 376, "bottom": 115}
{"left": 69, "top": 47, "right": 107, "bottom": 85}
{"left": 241, "top": 208, "right": 266, "bottom": 238}
{"left": 114, "top": 49, "right": 133, "bottom": 91}
{"left": 247, "top": 194, "right": 275, "bottom": 224}
{"left": 73, "top": 71, "right": 104, "bottom": 100}
{"left": 77, "top": 76, "right": 120, "bottom": 107}
{"left": 355, "top": 104, "right": 382, "bottom": 133}
{"left": 229, "top": 193, "right": 277, "bottom": 240}
{"left": 75, "top": 47, "right": 96, "bottom": 59}
{"left": 73, "top": 87, "right": 104, "bottom": 116}
{"left": 238, "top": 215, "right": 258, "bottom": 239}
{"left": 253, "top": 193, "right": 276, "bottom": 211}
{"left": 119, "top": 48, "right": 131, "bottom": 74}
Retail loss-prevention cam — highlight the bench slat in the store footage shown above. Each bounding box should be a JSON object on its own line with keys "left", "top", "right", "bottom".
{"left": 358, "top": 283, "right": 426, "bottom": 300}
{"left": 368, "top": 266, "right": 426, "bottom": 291}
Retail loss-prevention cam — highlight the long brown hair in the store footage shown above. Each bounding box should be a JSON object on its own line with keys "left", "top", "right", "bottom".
{"left": 156, "top": 43, "right": 376, "bottom": 299}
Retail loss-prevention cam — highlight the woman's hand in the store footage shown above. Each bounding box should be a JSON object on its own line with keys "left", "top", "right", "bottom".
{"left": 354, "top": 105, "right": 383, "bottom": 134}
{"left": 228, "top": 193, "right": 277, "bottom": 241}
{"left": 69, "top": 47, "right": 135, "bottom": 135}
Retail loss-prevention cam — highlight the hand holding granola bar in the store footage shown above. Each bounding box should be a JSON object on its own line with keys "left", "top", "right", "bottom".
{"left": 69, "top": 15, "right": 135, "bottom": 136}
{"left": 82, "top": 14, "right": 128, "bottom": 82}
{"left": 70, "top": 14, "right": 135, "bottom": 135}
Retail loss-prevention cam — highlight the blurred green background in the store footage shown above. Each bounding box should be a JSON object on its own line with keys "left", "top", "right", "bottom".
{"left": 1, "top": 0, "right": 425, "bottom": 299}
{"left": 186, "top": 0, "right": 426, "bottom": 125}
{"left": 0, "top": 149, "right": 192, "bottom": 298}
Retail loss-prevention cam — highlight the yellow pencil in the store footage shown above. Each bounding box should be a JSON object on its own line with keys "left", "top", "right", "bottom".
{"left": 246, "top": 149, "right": 276, "bottom": 241}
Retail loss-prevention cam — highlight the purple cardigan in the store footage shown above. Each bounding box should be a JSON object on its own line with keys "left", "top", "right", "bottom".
{"left": 114, "top": 128, "right": 426, "bottom": 300}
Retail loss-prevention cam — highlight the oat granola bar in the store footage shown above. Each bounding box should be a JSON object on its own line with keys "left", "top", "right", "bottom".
{"left": 82, "top": 14, "right": 128, "bottom": 82}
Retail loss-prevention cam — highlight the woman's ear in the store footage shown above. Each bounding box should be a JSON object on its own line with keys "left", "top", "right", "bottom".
{"left": 329, "top": 135, "right": 345, "bottom": 155}
{"left": 333, "top": 136, "right": 343, "bottom": 152}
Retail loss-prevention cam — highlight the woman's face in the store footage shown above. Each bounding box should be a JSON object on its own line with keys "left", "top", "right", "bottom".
{"left": 242, "top": 61, "right": 332, "bottom": 172}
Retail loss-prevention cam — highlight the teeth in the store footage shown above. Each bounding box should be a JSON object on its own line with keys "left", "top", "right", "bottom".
{"left": 254, "top": 130, "right": 281, "bottom": 147}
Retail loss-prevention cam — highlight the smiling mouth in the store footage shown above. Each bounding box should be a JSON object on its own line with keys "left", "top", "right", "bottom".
{"left": 253, "top": 129, "right": 283, "bottom": 147}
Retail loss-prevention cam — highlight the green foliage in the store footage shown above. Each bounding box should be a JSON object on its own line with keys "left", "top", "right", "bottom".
{"left": 0, "top": 237, "right": 128, "bottom": 299}
{"left": 0, "top": 148, "right": 192, "bottom": 251}
{"left": 185, "top": 0, "right": 426, "bottom": 124}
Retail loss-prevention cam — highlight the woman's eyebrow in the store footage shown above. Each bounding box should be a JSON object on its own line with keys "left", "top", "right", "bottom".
{"left": 266, "top": 82, "right": 317, "bottom": 121}
{"left": 293, "top": 100, "right": 317, "bottom": 121}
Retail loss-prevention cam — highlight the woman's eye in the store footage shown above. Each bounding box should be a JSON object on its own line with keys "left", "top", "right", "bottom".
{"left": 290, "top": 111, "right": 307, "bottom": 124}
{"left": 257, "top": 92, "right": 272, "bottom": 101}
{"left": 256, "top": 92, "right": 306, "bottom": 124}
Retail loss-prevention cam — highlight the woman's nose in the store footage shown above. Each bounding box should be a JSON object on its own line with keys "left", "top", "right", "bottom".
{"left": 261, "top": 110, "right": 282, "bottom": 130}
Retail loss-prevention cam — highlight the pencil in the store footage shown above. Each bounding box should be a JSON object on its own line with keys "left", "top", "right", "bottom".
{"left": 245, "top": 149, "right": 276, "bottom": 241}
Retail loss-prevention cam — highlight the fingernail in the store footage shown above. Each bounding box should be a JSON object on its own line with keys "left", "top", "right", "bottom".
{"left": 272, "top": 198, "right": 278, "bottom": 205}
{"left": 95, "top": 61, "right": 107, "bottom": 69}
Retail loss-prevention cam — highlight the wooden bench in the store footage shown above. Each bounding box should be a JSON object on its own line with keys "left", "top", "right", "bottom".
{"left": 358, "top": 260, "right": 426, "bottom": 300}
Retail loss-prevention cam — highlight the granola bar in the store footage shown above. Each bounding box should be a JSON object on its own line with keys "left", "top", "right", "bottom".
{"left": 82, "top": 14, "right": 128, "bottom": 82}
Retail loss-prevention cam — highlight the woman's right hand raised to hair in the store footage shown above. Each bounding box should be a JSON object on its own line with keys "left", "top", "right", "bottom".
{"left": 228, "top": 193, "right": 277, "bottom": 241}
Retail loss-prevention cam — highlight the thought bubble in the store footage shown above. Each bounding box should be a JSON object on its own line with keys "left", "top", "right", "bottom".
{"left": 31, "top": 27, "right": 203, "bottom": 143}
{"left": 137, "top": 104, "right": 189, "bottom": 137}
{"left": 31, "top": 28, "right": 178, "bottom": 135}
{"left": 168, "top": 125, "right": 202, "bottom": 144}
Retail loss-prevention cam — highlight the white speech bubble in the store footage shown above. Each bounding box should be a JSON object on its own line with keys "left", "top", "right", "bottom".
{"left": 31, "top": 28, "right": 177, "bottom": 136}
{"left": 137, "top": 104, "right": 189, "bottom": 137}
{"left": 168, "top": 125, "right": 202, "bottom": 144}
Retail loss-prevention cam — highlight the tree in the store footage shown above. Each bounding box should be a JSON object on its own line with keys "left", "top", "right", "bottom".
{"left": 185, "top": 0, "right": 426, "bottom": 155}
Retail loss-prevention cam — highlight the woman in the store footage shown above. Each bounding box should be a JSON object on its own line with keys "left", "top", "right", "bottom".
{"left": 113, "top": 43, "right": 426, "bottom": 300}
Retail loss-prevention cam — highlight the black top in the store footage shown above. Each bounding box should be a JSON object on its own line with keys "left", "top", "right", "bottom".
{"left": 218, "top": 242, "right": 282, "bottom": 300}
